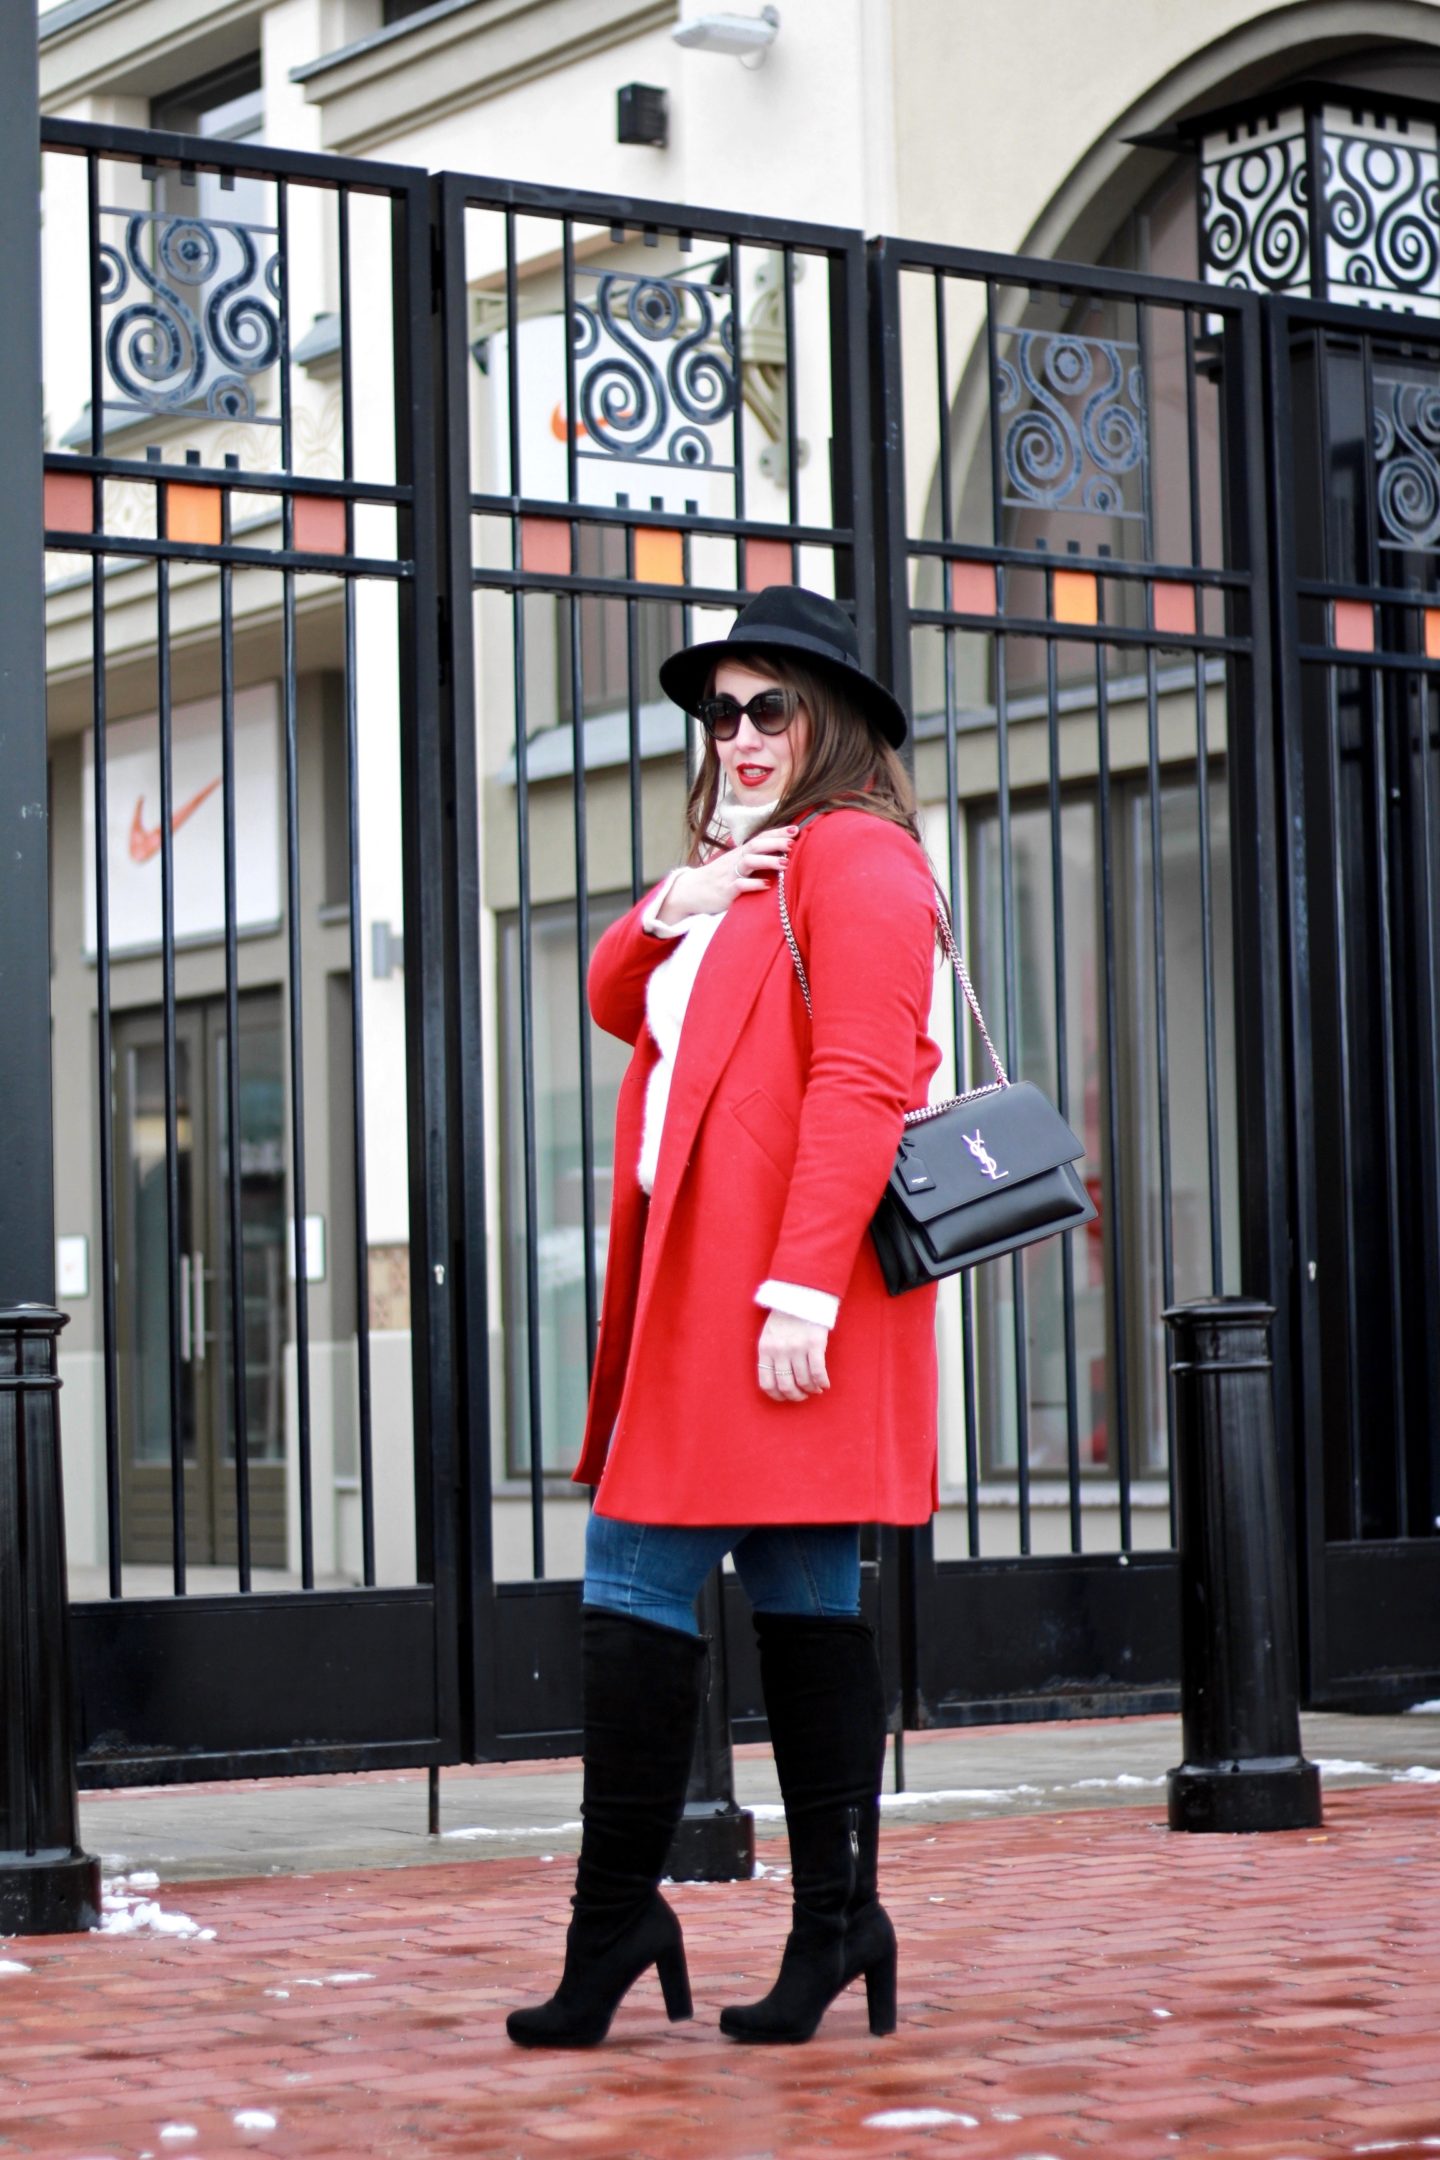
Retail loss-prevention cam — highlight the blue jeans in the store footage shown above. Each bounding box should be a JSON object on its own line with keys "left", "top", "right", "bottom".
{"left": 584, "top": 1510, "right": 860, "bottom": 1637}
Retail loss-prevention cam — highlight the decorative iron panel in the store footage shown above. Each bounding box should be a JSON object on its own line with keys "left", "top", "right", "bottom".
{"left": 994, "top": 325, "right": 1148, "bottom": 524}
{"left": 572, "top": 260, "right": 737, "bottom": 472}
{"left": 1201, "top": 117, "right": 1311, "bottom": 299}
{"left": 99, "top": 207, "right": 283, "bottom": 428}
{"left": 1373, "top": 370, "right": 1440, "bottom": 554}
{"left": 1322, "top": 116, "right": 1440, "bottom": 312}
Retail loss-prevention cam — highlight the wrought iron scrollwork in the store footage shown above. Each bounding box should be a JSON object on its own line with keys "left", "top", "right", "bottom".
{"left": 571, "top": 263, "right": 737, "bottom": 471}
{"left": 993, "top": 327, "right": 1148, "bottom": 523}
{"left": 1198, "top": 104, "right": 1440, "bottom": 315}
{"left": 1201, "top": 128, "right": 1311, "bottom": 296}
{"left": 1324, "top": 132, "right": 1440, "bottom": 306}
{"left": 98, "top": 207, "right": 282, "bottom": 427}
{"left": 1373, "top": 373, "right": 1440, "bottom": 552}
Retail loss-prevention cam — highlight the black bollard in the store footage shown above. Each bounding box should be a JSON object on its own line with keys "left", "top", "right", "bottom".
{"left": 664, "top": 1568, "right": 754, "bottom": 1882}
{"left": 0, "top": 1306, "right": 101, "bottom": 1932}
{"left": 1164, "top": 1297, "right": 1321, "bottom": 1834}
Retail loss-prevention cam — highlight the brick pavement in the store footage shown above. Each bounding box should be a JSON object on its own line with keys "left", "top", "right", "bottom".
{"left": 5, "top": 1786, "right": 1440, "bottom": 2159}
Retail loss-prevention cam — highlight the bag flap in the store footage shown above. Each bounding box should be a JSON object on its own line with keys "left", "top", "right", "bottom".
{"left": 887, "top": 1081, "right": 1086, "bottom": 1225}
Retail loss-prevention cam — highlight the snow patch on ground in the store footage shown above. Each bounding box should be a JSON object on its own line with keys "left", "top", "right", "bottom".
{"left": 444, "top": 1821, "right": 582, "bottom": 1840}
{"left": 1064, "top": 1774, "right": 1166, "bottom": 1791}
{"left": 233, "top": 2109, "right": 278, "bottom": 2131}
{"left": 880, "top": 1772, "right": 1166, "bottom": 1808}
{"left": 97, "top": 1879, "right": 215, "bottom": 1940}
{"left": 158, "top": 2129, "right": 197, "bottom": 2144}
{"left": 0, "top": 1960, "right": 32, "bottom": 1975}
{"left": 880, "top": 1786, "right": 1044, "bottom": 1809}
{"left": 864, "top": 2109, "right": 979, "bottom": 2129}
{"left": 325, "top": 1972, "right": 374, "bottom": 1984}
{"left": 1313, "top": 1759, "right": 1382, "bottom": 1778}
{"left": 1404, "top": 1699, "right": 1440, "bottom": 1714}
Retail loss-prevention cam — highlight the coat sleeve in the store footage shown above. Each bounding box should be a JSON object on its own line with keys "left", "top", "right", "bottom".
{"left": 765, "top": 814, "right": 936, "bottom": 1301}
{"left": 589, "top": 882, "right": 686, "bottom": 1045}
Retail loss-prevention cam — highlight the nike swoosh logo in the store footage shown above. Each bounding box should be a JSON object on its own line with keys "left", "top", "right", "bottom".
{"left": 549, "top": 401, "right": 635, "bottom": 442}
{"left": 129, "top": 777, "right": 223, "bottom": 865}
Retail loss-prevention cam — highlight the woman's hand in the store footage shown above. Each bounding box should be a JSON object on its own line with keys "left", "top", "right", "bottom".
{"left": 757, "top": 1309, "right": 830, "bottom": 1403}
{"left": 655, "top": 826, "right": 796, "bottom": 925}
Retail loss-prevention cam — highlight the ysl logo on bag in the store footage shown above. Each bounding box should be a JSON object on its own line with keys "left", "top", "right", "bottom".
{"left": 963, "top": 1128, "right": 1009, "bottom": 1182}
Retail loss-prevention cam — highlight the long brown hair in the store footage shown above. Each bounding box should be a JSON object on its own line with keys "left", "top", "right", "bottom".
{"left": 681, "top": 656, "right": 919, "bottom": 863}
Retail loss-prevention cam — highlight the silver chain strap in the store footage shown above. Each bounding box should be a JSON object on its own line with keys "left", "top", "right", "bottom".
{"left": 776, "top": 858, "right": 1010, "bottom": 1126}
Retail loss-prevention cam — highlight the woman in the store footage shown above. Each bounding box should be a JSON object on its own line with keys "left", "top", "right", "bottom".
{"left": 506, "top": 586, "right": 941, "bottom": 2050}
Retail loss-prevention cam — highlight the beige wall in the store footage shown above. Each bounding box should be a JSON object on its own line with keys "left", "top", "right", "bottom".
{"left": 891, "top": 0, "right": 1440, "bottom": 260}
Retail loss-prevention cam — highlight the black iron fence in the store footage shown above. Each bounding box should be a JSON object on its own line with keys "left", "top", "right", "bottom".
{"left": 867, "top": 238, "right": 1286, "bottom": 1721}
{"left": 40, "top": 120, "right": 462, "bottom": 1779}
{"left": 28, "top": 114, "right": 1440, "bottom": 1781}
{"left": 1269, "top": 294, "right": 1440, "bottom": 1704}
{"left": 430, "top": 172, "right": 880, "bottom": 1750}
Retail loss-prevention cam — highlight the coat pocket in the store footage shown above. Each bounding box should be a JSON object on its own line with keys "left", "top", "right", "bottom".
{"left": 727, "top": 1085, "right": 800, "bottom": 1179}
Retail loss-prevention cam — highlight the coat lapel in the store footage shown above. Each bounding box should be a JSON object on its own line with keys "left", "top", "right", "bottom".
{"left": 637, "top": 891, "right": 786, "bottom": 1273}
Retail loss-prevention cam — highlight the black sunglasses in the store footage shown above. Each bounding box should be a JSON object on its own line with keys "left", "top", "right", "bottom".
{"left": 695, "top": 688, "right": 801, "bottom": 740}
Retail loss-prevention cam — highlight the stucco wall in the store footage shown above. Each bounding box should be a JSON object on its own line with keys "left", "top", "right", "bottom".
{"left": 892, "top": 0, "right": 1440, "bottom": 262}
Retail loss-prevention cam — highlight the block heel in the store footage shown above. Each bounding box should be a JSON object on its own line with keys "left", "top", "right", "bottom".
{"left": 864, "top": 1944, "right": 897, "bottom": 2036}
{"left": 657, "top": 1939, "right": 693, "bottom": 2022}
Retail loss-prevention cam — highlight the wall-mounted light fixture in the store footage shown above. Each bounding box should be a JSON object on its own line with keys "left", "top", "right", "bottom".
{"left": 672, "top": 5, "right": 779, "bottom": 63}
{"left": 618, "top": 82, "right": 669, "bottom": 147}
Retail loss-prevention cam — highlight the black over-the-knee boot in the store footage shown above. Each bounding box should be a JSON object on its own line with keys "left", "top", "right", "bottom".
{"left": 506, "top": 1608, "right": 705, "bottom": 2048}
{"left": 719, "top": 1612, "right": 896, "bottom": 2044}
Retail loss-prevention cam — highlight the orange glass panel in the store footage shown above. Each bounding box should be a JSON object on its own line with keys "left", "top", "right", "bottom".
{"left": 1152, "top": 580, "right": 1196, "bottom": 637}
{"left": 44, "top": 471, "right": 94, "bottom": 534}
{"left": 635, "top": 526, "right": 684, "bottom": 586}
{"left": 293, "top": 495, "right": 347, "bottom": 556}
{"left": 1425, "top": 608, "right": 1440, "bottom": 660}
{"left": 1332, "top": 600, "right": 1375, "bottom": 653}
{"left": 167, "top": 484, "right": 222, "bottom": 547}
{"left": 520, "top": 515, "right": 572, "bottom": 575}
{"left": 744, "top": 537, "right": 793, "bottom": 590}
{"left": 1053, "top": 569, "right": 1098, "bottom": 626}
{"left": 949, "top": 560, "right": 998, "bottom": 616}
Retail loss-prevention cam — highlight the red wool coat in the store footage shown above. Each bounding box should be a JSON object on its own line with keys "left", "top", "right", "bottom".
{"left": 573, "top": 809, "right": 943, "bottom": 1526}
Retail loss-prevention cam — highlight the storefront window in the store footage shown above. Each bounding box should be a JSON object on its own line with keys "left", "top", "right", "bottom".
{"left": 969, "top": 769, "right": 1238, "bottom": 1480}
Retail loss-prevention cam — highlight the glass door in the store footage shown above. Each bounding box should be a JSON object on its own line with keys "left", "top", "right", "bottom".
{"left": 114, "top": 994, "right": 289, "bottom": 1569}
{"left": 115, "top": 1005, "right": 212, "bottom": 1564}
{"left": 206, "top": 997, "right": 288, "bottom": 1566}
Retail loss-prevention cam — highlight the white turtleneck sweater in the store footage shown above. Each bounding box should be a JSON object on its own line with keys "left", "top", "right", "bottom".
{"left": 637, "top": 797, "right": 839, "bottom": 1333}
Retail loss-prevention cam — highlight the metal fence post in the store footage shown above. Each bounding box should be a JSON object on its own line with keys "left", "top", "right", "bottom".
{"left": 1165, "top": 1298, "right": 1321, "bottom": 1834}
{"left": 0, "top": 0, "right": 101, "bottom": 1933}
{"left": 664, "top": 1570, "right": 754, "bottom": 1882}
{"left": 0, "top": 1309, "right": 100, "bottom": 1932}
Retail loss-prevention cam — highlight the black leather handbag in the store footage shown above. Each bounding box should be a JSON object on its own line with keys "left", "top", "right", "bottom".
{"left": 778, "top": 861, "right": 1097, "bottom": 1296}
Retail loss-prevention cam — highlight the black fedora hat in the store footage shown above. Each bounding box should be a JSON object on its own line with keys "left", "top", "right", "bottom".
{"left": 658, "top": 586, "right": 909, "bottom": 748}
